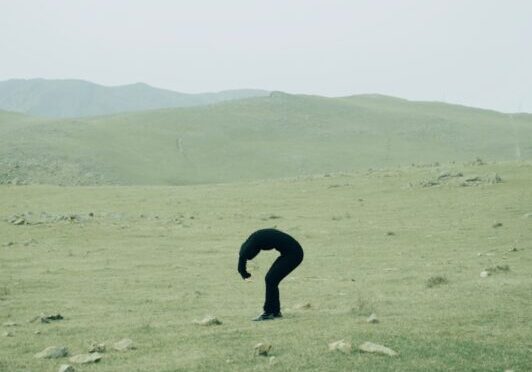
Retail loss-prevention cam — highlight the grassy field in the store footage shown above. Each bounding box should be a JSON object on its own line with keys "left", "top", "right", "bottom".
{"left": 1, "top": 161, "right": 531, "bottom": 371}
{"left": 2, "top": 93, "right": 531, "bottom": 186}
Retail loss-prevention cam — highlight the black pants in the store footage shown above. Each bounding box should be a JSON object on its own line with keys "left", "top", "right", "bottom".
{"left": 264, "top": 247, "right": 304, "bottom": 314}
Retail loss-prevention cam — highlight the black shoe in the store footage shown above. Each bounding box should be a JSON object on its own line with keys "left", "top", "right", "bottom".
{"left": 252, "top": 313, "right": 275, "bottom": 321}
{"left": 273, "top": 312, "right": 283, "bottom": 318}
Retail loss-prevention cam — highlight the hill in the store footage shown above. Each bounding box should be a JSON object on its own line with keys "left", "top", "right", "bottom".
{"left": 0, "top": 79, "right": 269, "bottom": 118}
{"left": 0, "top": 93, "right": 531, "bottom": 185}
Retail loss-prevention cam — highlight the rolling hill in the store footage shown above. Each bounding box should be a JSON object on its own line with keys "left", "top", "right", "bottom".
{"left": 1, "top": 92, "right": 531, "bottom": 185}
{"left": 0, "top": 79, "right": 269, "bottom": 118}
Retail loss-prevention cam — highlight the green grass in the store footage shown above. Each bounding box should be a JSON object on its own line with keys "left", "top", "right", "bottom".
{"left": 1, "top": 93, "right": 532, "bottom": 186}
{"left": 1, "top": 161, "right": 531, "bottom": 371}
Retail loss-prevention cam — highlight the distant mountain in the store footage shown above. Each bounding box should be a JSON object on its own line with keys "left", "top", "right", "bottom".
{"left": 0, "top": 79, "right": 270, "bottom": 118}
{"left": 1, "top": 92, "right": 531, "bottom": 186}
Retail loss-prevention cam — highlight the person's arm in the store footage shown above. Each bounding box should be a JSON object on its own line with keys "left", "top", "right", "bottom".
{"left": 237, "top": 234, "right": 261, "bottom": 279}
{"left": 238, "top": 255, "right": 251, "bottom": 279}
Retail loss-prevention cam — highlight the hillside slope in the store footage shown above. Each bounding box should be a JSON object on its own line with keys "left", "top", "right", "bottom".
{"left": 0, "top": 79, "right": 269, "bottom": 118}
{"left": 0, "top": 93, "right": 531, "bottom": 185}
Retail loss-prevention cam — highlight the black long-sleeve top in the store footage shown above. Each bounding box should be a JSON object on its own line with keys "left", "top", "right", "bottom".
{"left": 237, "top": 228, "right": 302, "bottom": 279}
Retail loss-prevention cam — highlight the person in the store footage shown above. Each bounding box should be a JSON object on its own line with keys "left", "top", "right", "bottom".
{"left": 238, "top": 228, "right": 304, "bottom": 321}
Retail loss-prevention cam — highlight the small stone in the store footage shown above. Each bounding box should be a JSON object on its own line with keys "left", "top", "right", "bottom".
{"left": 193, "top": 315, "right": 222, "bottom": 326}
{"left": 3, "top": 331, "right": 13, "bottom": 337}
{"left": 269, "top": 356, "right": 278, "bottom": 365}
{"left": 492, "top": 222, "right": 503, "bottom": 228}
{"left": 69, "top": 352, "right": 102, "bottom": 364}
{"left": 12, "top": 218, "right": 26, "bottom": 225}
{"left": 2, "top": 241, "right": 15, "bottom": 247}
{"left": 254, "top": 342, "right": 272, "bottom": 356}
{"left": 480, "top": 271, "right": 490, "bottom": 278}
{"left": 328, "top": 340, "right": 352, "bottom": 354}
{"left": 34, "top": 346, "right": 69, "bottom": 359}
{"left": 113, "top": 338, "right": 135, "bottom": 351}
{"left": 358, "top": 341, "right": 398, "bottom": 356}
{"left": 88, "top": 342, "right": 106, "bottom": 353}
{"left": 58, "top": 364, "right": 75, "bottom": 372}
{"left": 2, "top": 321, "right": 18, "bottom": 327}
{"left": 34, "top": 330, "right": 41, "bottom": 335}
{"left": 294, "top": 302, "right": 311, "bottom": 310}
{"left": 508, "top": 247, "right": 518, "bottom": 252}
{"left": 366, "top": 313, "right": 379, "bottom": 323}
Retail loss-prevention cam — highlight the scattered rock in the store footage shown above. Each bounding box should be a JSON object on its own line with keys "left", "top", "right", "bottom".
{"left": 34, "top": 330, "right": 41, "bottom": 335}
{"left": 34, "top": 346, "right": 69, "bottom": 359}
{"left": 294, "top": 302, "right": 312, "bottom": 310}
{"left": 88, "top": 342, "right": 106, "bottom": 353}
{"left": 426, "top": 275, "right": 448, "bottom": 288}
{"left": 269, "top": 356, "right": 278, "bottom": 366}
{"left": 58, "top": 364, "right": 75, "bottom": 372}
{"left": 254, "top": 342, "right": 272, "bottom": 356}
{"left": 2, "top": 321, "right": 18, "bottom": 327}
{"left": 69, "top": 352, "right": 102, "bottom": 364}
{"left": 3, "top": 331, "right": 13, "bottom": 337}
{"left": 113, "top": 338, "right": 135, "bottom": 351}
{"left": 30, "top": 313, "right": 64, "bottom": 323}
{"left": 193, "top": 315, "right": 222, "bottom": 326}
{"left": 366, "top": 313, "right": 379, "bottom": 323}
{"left": 492, "top": 222, "right": 503, "bottom": 228}
{"left": 480, "top": 271, "right": 490, "bottom": 278}
{"left": 328, "top": 340, "right": 352, "bottom": 354}
{"left": 358, "top": 341, "right": 398, "bottom": 356}
{"left": 485, "top": 264, "right": 510, "bottom": 274}
{"left": 12, "top": 218, "right": 27, "bottom": 225}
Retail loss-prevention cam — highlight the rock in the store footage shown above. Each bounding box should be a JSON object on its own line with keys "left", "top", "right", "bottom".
{"left": 113, "top": 338, "right": 135, "bottom": 351}
{"left": 294, "top": 302, "right": 311, "bottom": 310}
{"left": 3, "top": 331, "right": 13, "bottom": 337}
{"left": 30, "top": 313, "right": 64, "bottom": 323}
{"left": 328, "top": 340, "right": 352, "bottom": 354}
{"left": 358, "top": 341, "right": 398, "bottom": 356}
{"left": 2, "top": 241, "right": 15, "bottom": 247}
{"left": 34, "top": 330, "right": 41, "bottom": 335}
{"left": 193, "top": 315, "right": 222, "bottom": 326}
{"left": 492, "top": 222, "right": 503, "bottom": 228}
{"left": 269, "top": 356, "right": 278, "bottom": 365}
{"left": 386, "top": 231, "right": 395, "bottom": 236}
{"left": 13, "top": 218, "right": 26, "bottom": 225}
{"left": 34, "top": 346, "right": 69, "bottom": 359}
{"left": 69, "top": 352, "right": 102, "bottom": 364}
{"left": 88, "top": 342, "right": 106, "bottom": 353}
{"left": 2, "top": 321, "right": 18, "bottom": 327}
{"left": 366, "top": 313, "right": 379, "bottom": 323}
{"left": 254, "top": 342, "right": 272, "bottom": 356}
{"left": 480, "top": 271, "right": 490, "bottom": 278}
{"left": 58, "top": 365, "right": 75, "bottom": 372}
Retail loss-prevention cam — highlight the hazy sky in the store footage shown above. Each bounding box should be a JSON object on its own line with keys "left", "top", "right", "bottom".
{"left": 1, "top": 0, "right": 531, "bottom": 112}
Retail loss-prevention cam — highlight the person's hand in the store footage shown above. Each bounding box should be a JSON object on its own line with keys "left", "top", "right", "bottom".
{"left": 241, "top": 271, "right": 251, "bottom": 280}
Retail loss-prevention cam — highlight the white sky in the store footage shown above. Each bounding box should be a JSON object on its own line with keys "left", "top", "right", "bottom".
{"left": 1, "top": 0, "right": 531, "bottom": 112}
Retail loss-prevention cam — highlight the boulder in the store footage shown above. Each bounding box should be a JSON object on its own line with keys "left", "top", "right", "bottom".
{"left": 34, "top": 346, "right": 69, "bottom": 359}
{"left": 193, "top": 315, "right": 222, "bottom": 326}
{"left": 58, "top": 365, "right": 75, "bottom": 372}
{"left": 113, "top": 338, "right": 135, "bottom": 351}
{"left": 328, "top": 340, "right": 352, "bottom": 354}
{"left": 358, "top": 341, "right": 398, "bottom": 356}
{"left": 254, "top": 342, "right": 272, "bottom": 356}
{"left": 69, "top": 352, "right": 102, "bottom": 364}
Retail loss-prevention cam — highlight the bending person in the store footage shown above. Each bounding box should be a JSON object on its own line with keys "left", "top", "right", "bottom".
{"left": 238, "top": 228, "right": 304, "bottom": 321}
